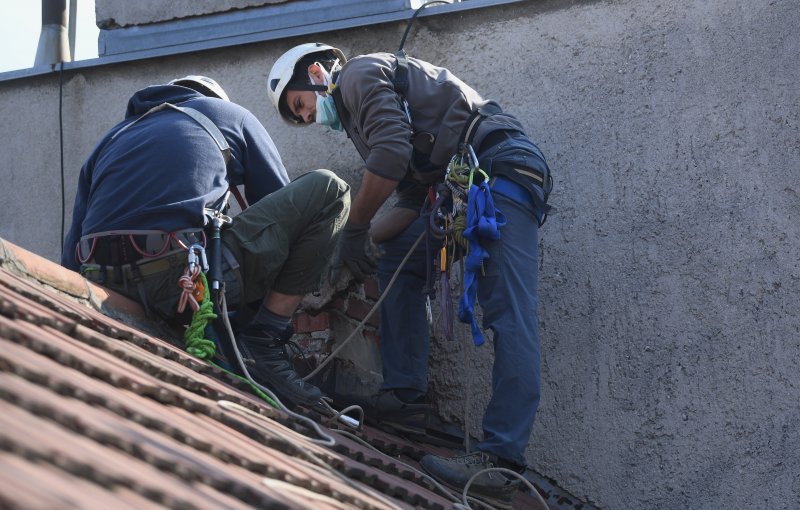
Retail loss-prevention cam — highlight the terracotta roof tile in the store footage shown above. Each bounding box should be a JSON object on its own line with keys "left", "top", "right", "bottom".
{"left": 0, "top": 237, "right": 568, "bottom": 510}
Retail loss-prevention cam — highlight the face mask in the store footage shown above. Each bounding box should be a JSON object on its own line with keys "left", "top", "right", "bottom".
{"left": 307, "top": 62, "right": 342, "bottom": 130}
{"left": 315, "top": 93, "right": 342, "bottom": 131}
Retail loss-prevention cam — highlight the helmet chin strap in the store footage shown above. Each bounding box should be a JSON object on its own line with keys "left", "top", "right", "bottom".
{"left": 288, "top": 59, "right": 340, "bottom": 94}
{"left": 285, "top": 82, "right": 328, "bottom": 93}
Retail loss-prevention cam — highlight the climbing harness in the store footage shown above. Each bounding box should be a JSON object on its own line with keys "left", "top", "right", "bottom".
{"left": 76, "top": 229, "right": 206, "bottom": 266}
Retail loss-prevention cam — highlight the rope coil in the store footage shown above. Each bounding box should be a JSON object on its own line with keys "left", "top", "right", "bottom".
{"left": 182, "top": 271, "right": 218, "bottom": 360}
{"left": 177, "top": 264, "right": 202, "bottom": 313}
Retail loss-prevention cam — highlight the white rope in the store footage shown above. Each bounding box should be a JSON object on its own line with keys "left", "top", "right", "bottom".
{"left": 302, "top": 230, "right": 426, "bottom": 381}
{"left": 461, "top": 467, "right": 549, "bottom": 510}
{"left": 333, "top": 429, "right": 467, "bottom": 506}
{"left": 217, "top": 288, "right": 336, "bottom": 446}
{"left": 216, "top": 400, "right": 403, "bottom": 510}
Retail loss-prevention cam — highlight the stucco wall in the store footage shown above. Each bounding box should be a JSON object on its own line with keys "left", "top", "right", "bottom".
{"left": 95, "top": 0, "right": 288, "bottom": 28}
{"left": 0, "top": 0, "right": 798, "bottom": 508}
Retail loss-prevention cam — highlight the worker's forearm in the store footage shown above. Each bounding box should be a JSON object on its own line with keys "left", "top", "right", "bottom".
{"left": 371, "top": 208, "right": 419, "bottom": 243}
{"left": 349, "top": 170, "right": 398, "bottom": 225}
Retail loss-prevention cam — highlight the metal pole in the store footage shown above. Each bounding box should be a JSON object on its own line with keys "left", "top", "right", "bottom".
{"left": 34, "top": 0, "right": 71, "bottom": 66}
{"left": 68, "top": 0, "right": 77, "bottom": 61}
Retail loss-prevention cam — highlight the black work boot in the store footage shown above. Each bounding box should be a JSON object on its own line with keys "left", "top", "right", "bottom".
{"left": 368, "top": 389, "right": 432, "bottom": 435}
{"left": 235, "top": 325, "right": 322, "bottom": 406}
{"left": 420, "top": 451, "right": 525, "bottom": 509}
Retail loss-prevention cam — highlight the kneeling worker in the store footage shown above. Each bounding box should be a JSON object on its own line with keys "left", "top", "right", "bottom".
{"left": 62, "top": 75, "right": 350, "bottom": 406}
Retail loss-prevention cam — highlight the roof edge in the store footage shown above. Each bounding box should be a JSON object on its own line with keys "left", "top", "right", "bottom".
{"left": 0, "top": 0, "right": 526, "bottom": 83}
{"left": 0, "top": 237, "right": 151, "bottom": 327}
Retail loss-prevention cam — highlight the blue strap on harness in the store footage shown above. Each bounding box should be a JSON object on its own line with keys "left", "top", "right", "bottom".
{"left": 458, "top": 181, "right": 507, "bottom": 346}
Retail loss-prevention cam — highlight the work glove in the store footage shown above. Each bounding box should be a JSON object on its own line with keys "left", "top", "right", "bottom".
{"left": 331, "top": 221, "right": 380, "bottom": 283}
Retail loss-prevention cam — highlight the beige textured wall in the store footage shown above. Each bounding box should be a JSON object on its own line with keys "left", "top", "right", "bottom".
{"left": 95, "top": 0, "right": 288, "bottom": 27}
{"left": 1, "top": 1, "right": 799, "bottom": 508}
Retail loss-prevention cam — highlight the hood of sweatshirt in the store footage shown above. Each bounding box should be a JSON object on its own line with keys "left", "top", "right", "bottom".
{"left": 124, "top": 84, "right": 206, "bottom": 118}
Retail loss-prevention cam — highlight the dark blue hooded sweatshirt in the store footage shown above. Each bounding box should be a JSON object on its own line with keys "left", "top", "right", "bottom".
{"left": 62, "top": 84, "right": 289, "bottom": 270}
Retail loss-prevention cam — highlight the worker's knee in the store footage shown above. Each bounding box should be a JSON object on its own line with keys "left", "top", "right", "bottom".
{"left": 298, "top": 168, "right": 350, "bottom": 201}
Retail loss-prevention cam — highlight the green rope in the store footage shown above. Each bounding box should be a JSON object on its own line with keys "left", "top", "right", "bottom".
{"left": 446, "top": 159, "right": 472, "bottom": 253}
{"left": 446, "top": 160, "right": 472, "bottom": 187}
{"left": 210, "top": 360, "right": 280, "bottom": 408}
{"left": 181, "top": 271, "right": 280, "bottom": 408}
{"left": 183, "top": 271, "right": 217, "bottom": 360}
{"left": 452, "top": 212, "right": 469, "bottom": 252}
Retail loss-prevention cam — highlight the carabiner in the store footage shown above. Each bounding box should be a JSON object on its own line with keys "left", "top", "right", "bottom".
{"left": 461, "top": 143, "right": 489, "bottom": 187}
{"left": 428, "top": 183, "right": 454, "bottom": 238}
{"left": 187, "top": 243, "right": 209, "bottom": 273}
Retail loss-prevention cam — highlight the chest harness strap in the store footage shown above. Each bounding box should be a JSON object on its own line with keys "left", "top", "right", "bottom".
{"left": 112, "top": 102, "right": 231, "bottom": 165}
{"left": 393, "top": 50, "right": 413, "bottom": 125}
{"left": 106, "top": 103, "right": 237, "bottom": 350}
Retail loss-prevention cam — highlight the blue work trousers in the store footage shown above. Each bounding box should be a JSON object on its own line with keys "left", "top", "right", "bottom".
{"left": 377, "top": 181, "right": 541, "bottom": 466}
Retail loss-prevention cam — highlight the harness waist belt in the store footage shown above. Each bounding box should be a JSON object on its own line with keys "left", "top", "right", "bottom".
{"left": 490, "top": 177, "right": 533, "bottom": 206}
{"left": 81, "top": 250, "right": 188, "bottom": 283}
{"left": 477, "top": 129, "right": 516, "bottom": 153}
{"left": 491, "top": 160, "right": 545, "bottom": 185}
{"left": 79, "top": 230, "right": 205, "bottom": 266}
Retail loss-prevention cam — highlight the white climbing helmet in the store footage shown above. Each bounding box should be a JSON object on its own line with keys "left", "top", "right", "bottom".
{"left": 169, "top": 75, "right": 230, "bottom": 102}
{"left": 267, "top": 42, "right": 346, "bottom": 124}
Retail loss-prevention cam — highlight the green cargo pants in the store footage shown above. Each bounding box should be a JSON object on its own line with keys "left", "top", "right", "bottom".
{"left": 222, "top": 169, "right": 350, "bottom": 304}
{"left": 85, "top": 169, "right": 350, "bottom": 322}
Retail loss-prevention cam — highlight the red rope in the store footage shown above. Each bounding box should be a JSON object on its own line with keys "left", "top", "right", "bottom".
{"left": 177, "top": 265, "right": 202, "bottom": 313}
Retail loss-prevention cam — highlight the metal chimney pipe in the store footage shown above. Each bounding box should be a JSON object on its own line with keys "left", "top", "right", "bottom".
{"left": 68, "top": 0, "right": 77, "bottom": 60}
{"left": 34, "top": 0, "right": 71, "bottom": 66}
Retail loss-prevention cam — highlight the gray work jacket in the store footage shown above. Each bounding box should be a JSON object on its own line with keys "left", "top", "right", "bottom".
{"left": 334, "top": 52, "right": 528, "bottom": 185}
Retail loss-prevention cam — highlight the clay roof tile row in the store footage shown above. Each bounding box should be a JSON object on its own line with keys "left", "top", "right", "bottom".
{"left": 0, "top": 237, "right": 561, "bottom": 510}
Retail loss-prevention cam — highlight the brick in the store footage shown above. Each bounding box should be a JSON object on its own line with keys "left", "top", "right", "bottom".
{"left": 344, "top": 297, "right": 380, "bottom": 328}
{"left": 293, "top": 311, "right": 330, "bottom": 333}
{"left": 362, "top": 277, "right": 381, "bottom": 301}
{"left": 330, "top": 296, "right": 346, "bottom": 312}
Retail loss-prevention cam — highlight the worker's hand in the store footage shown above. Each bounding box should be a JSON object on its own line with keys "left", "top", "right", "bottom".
{"left": 331, "top": 221, "right": 380, "bottom": 283}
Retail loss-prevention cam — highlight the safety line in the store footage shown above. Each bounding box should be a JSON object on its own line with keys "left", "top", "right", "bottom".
{"left": 302, "top": 229, "right": 426, "bottom": 381}
{"left": 217, "top": 289, "right": 337, "bottom": 446}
